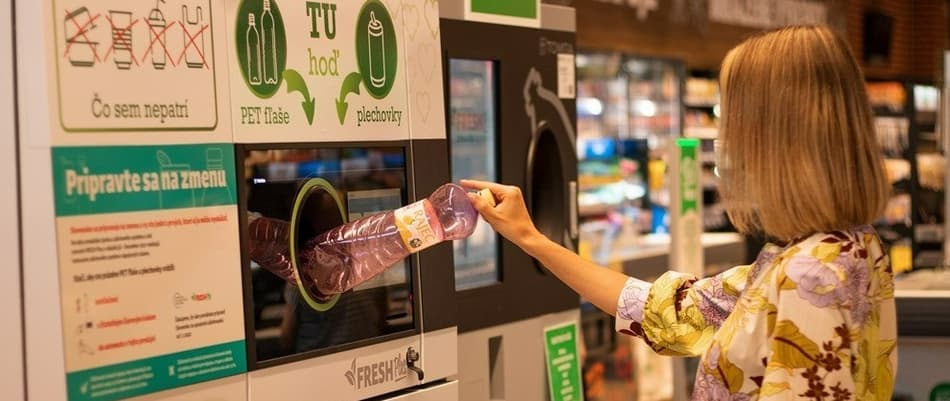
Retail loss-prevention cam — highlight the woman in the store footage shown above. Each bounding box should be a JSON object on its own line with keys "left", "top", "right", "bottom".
{"left": 463, "top": 26, "right": 896, "bottom": 400}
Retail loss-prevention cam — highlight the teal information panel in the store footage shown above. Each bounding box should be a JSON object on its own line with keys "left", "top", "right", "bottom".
{"left": 52, "top": 144, "right": 237, "bottom": 216}
{"left": 52, "top": 143, "right": 246, "bottom": 401}
{"left": 66, "top": 340, "right": 246, "bottom": 401}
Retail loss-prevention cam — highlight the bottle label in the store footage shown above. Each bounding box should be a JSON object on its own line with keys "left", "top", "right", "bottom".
{"left": 394, "top": 200, "right": 439, "bottom": 252}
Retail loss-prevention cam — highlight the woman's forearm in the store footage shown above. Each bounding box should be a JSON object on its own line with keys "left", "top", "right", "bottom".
{"left": 520, "top": 234, "right": 630, "bottom": 316}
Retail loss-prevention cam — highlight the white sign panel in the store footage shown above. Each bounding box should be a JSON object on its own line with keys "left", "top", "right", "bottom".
{"left": 51, "top": 0, "right": 228, "bottom": 137}
{"left": 226, "top": 0, "right": 412, "bottom": 143}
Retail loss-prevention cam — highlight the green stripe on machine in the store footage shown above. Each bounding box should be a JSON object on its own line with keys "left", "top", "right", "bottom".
{"left": 66, "top": 340, "right": 246, "bottom": 401}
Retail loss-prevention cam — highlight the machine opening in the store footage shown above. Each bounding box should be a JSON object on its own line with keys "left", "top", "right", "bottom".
{"left": 529, "top": 129, "right": 567, "bottom": 246}
{"left": 294, "top": 186, "right": 345, "bottom": 264}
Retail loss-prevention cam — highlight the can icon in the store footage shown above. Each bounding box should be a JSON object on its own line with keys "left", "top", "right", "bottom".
{"left": 367, "top": 11, "right": 386, "bottom": 88}
{"left": 110, "top": 11, "right": 133, "bottom": 70}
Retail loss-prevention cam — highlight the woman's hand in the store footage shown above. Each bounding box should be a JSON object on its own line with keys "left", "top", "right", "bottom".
{"left": 460, "top": 179, "right": 544, "bottom": 250}
{"left": 461, "top": 179, "right": 631, "bottom": 316}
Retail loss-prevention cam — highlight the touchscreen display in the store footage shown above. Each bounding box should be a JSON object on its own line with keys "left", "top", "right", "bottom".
{"left": 241, "top": 146, "right": 414, "bottom": 366}
{"left": 448, "top": 59, "right": 500, "bottom": 291}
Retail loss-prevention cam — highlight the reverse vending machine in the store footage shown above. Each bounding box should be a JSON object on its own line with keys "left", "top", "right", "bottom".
{"left": 441, "top": 2, "right": 582, "bottom": 400}
{"left": 17, "top": 0, "right": 455, "bottom": 400}
{"left": 230, "top": 0, "right": 456, "bottom": 399}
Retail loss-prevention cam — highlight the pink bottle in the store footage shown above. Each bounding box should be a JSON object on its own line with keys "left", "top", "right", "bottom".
{"left": 247, "top": 183, "right": 493, "bottom": 300}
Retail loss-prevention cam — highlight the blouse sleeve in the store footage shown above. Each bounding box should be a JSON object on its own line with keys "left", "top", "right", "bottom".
{"left": 615, "top": 263, "right": 755, "bottom": 357}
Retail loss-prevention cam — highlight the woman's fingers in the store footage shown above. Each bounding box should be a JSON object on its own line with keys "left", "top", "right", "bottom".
{"left": 459, "top": 179, "right": 486, "bottom": 188}
{"left": 460, "top": 179, "right": 520, "bottom": 200}
{"left": 466, "top": 192, "right": 493, "bottom": 215}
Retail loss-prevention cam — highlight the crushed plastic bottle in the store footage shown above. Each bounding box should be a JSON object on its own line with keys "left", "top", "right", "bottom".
{"left": 247, "top": 183, "right": 494, "bottom": 300}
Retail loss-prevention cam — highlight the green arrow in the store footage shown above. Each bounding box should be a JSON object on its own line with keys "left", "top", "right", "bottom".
{"left": 336, "top": 72, "right": 362, "bottom": 124}
{"left": 283, "top": 69, "right": 316, "bottom": 125}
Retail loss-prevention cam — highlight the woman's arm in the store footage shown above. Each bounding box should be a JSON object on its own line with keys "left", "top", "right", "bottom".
{"left": 521, "top": 233, "right": 630, "bottom": 315}
{"left": 462, "top": 179, "right": 756, "bottom": 357}
{"left": 461, "top": 179, "right": 628, "bottom": 314}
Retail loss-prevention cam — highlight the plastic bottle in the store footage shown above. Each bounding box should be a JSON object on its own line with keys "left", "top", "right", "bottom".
{"left": 261, "top": 0, "right": 278, "bottom": 85}
{"left": 247, "top": 183, "right": 494, "bottom": 300}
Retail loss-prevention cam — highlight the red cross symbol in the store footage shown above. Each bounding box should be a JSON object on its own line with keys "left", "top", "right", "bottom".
{"left": 140, "top": 18, "right": 177, "bottom": 67}
{"left": 178, "top": 23, "right": 210, "bottom": 69}
{"left": 63, "top": 8, "right": 101, "bottom": 63}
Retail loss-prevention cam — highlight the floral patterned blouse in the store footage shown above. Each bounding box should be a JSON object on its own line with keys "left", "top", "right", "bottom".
{"left": 615, "top": 225, "right": 897, "bottom": 400}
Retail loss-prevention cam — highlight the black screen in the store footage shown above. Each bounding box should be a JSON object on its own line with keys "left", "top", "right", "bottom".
{"left": 240, "top": 146, "right": 415, "bottom": 367}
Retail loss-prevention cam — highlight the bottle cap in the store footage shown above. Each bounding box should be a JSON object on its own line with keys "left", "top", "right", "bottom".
{"left": 477, "top": 188, "right": 496, "bottom": 207}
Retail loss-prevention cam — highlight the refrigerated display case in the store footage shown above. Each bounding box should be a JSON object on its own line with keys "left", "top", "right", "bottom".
{"left": 575, "top": 53, "right": 687, "bottom": 401}
{"left": 575, "top": 53, "right": 684, "bottom": 267}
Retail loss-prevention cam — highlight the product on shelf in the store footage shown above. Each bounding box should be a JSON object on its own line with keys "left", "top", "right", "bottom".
{"left": 867, "top": 82, "right": 906, "bottom": 112}
{"left": 917, "top": 153, "right": 946, "bottom": 191}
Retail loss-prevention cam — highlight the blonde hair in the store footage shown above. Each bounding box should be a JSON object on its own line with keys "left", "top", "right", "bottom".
{"left": 718, "top": 25, "right": 888, "bottom": 241}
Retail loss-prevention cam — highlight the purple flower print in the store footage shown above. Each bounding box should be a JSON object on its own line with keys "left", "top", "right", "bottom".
{"left": 692, "top": 370, "right": 751, "bottom": 401}
{"left": 749, "top": 246, "right": 779, "bottom": 283}
{"left": 785, "top": 249, "right": 873, "bottom": 326}
{"left": 835, "top": 254, "right": 871, "bottom": 326}
{"left": 617, "top": 278, "right": 650, "bottom": 322}
{"left": 696, "top": 275, "right": 737, "bottom": 329}
{"left": 785, "top": 254, "right": 843, "bottom": 308}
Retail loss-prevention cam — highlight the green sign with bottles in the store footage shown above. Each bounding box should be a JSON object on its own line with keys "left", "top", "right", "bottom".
{"left": 544, "top": 322, "right": 584, "bottom": 401}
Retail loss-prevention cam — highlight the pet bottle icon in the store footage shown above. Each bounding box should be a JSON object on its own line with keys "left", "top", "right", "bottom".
{"left": 246, "top": 13, "right": 262, "bottom": 86}
{"left": 261, "top": 0, "right": 279, "bottom": 84}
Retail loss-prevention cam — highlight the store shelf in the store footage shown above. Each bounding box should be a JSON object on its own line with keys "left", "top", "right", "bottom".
{"left": 588, "top": 232, "right": 746, "bottom": 279}
{"left": 871, "top": 108, "right": 907, "bottom": 118}
{"left": 895, "top": 293, "right": 950, "bottom": 337}
{"left": 915, "top": 224, "right": 944, "bottom": 243}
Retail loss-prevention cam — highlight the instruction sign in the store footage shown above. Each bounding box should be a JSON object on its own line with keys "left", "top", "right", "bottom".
{"left": 226, "top": 0, "right": 410, "bottom": 142}
{"left": 52, "top": 144, "right": 246, "bottom": 401}
{"left": 543, "top": 322, "right": 584, "bottom": 401}
{"left": 51, "top": 0, "right": 225, "bottom": 134}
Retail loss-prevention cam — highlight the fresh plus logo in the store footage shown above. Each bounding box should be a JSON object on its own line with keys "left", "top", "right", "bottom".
{"left": 344, "top": 354, "right": 408, "bottom": 389}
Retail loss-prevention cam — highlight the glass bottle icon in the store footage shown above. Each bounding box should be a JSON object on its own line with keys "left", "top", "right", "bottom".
{"left": 246, "top": 13, "right": 262, "bottom": 86}
{"left": 367, "top": 11, "right": 386, "bottom": 88}
{"left": 261, "top": 0, "right": 279, "bottom": 84}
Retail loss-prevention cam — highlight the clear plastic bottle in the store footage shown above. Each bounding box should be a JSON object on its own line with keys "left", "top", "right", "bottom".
{"left": 247, "top": 183, "right": 493, "bottom": 299}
